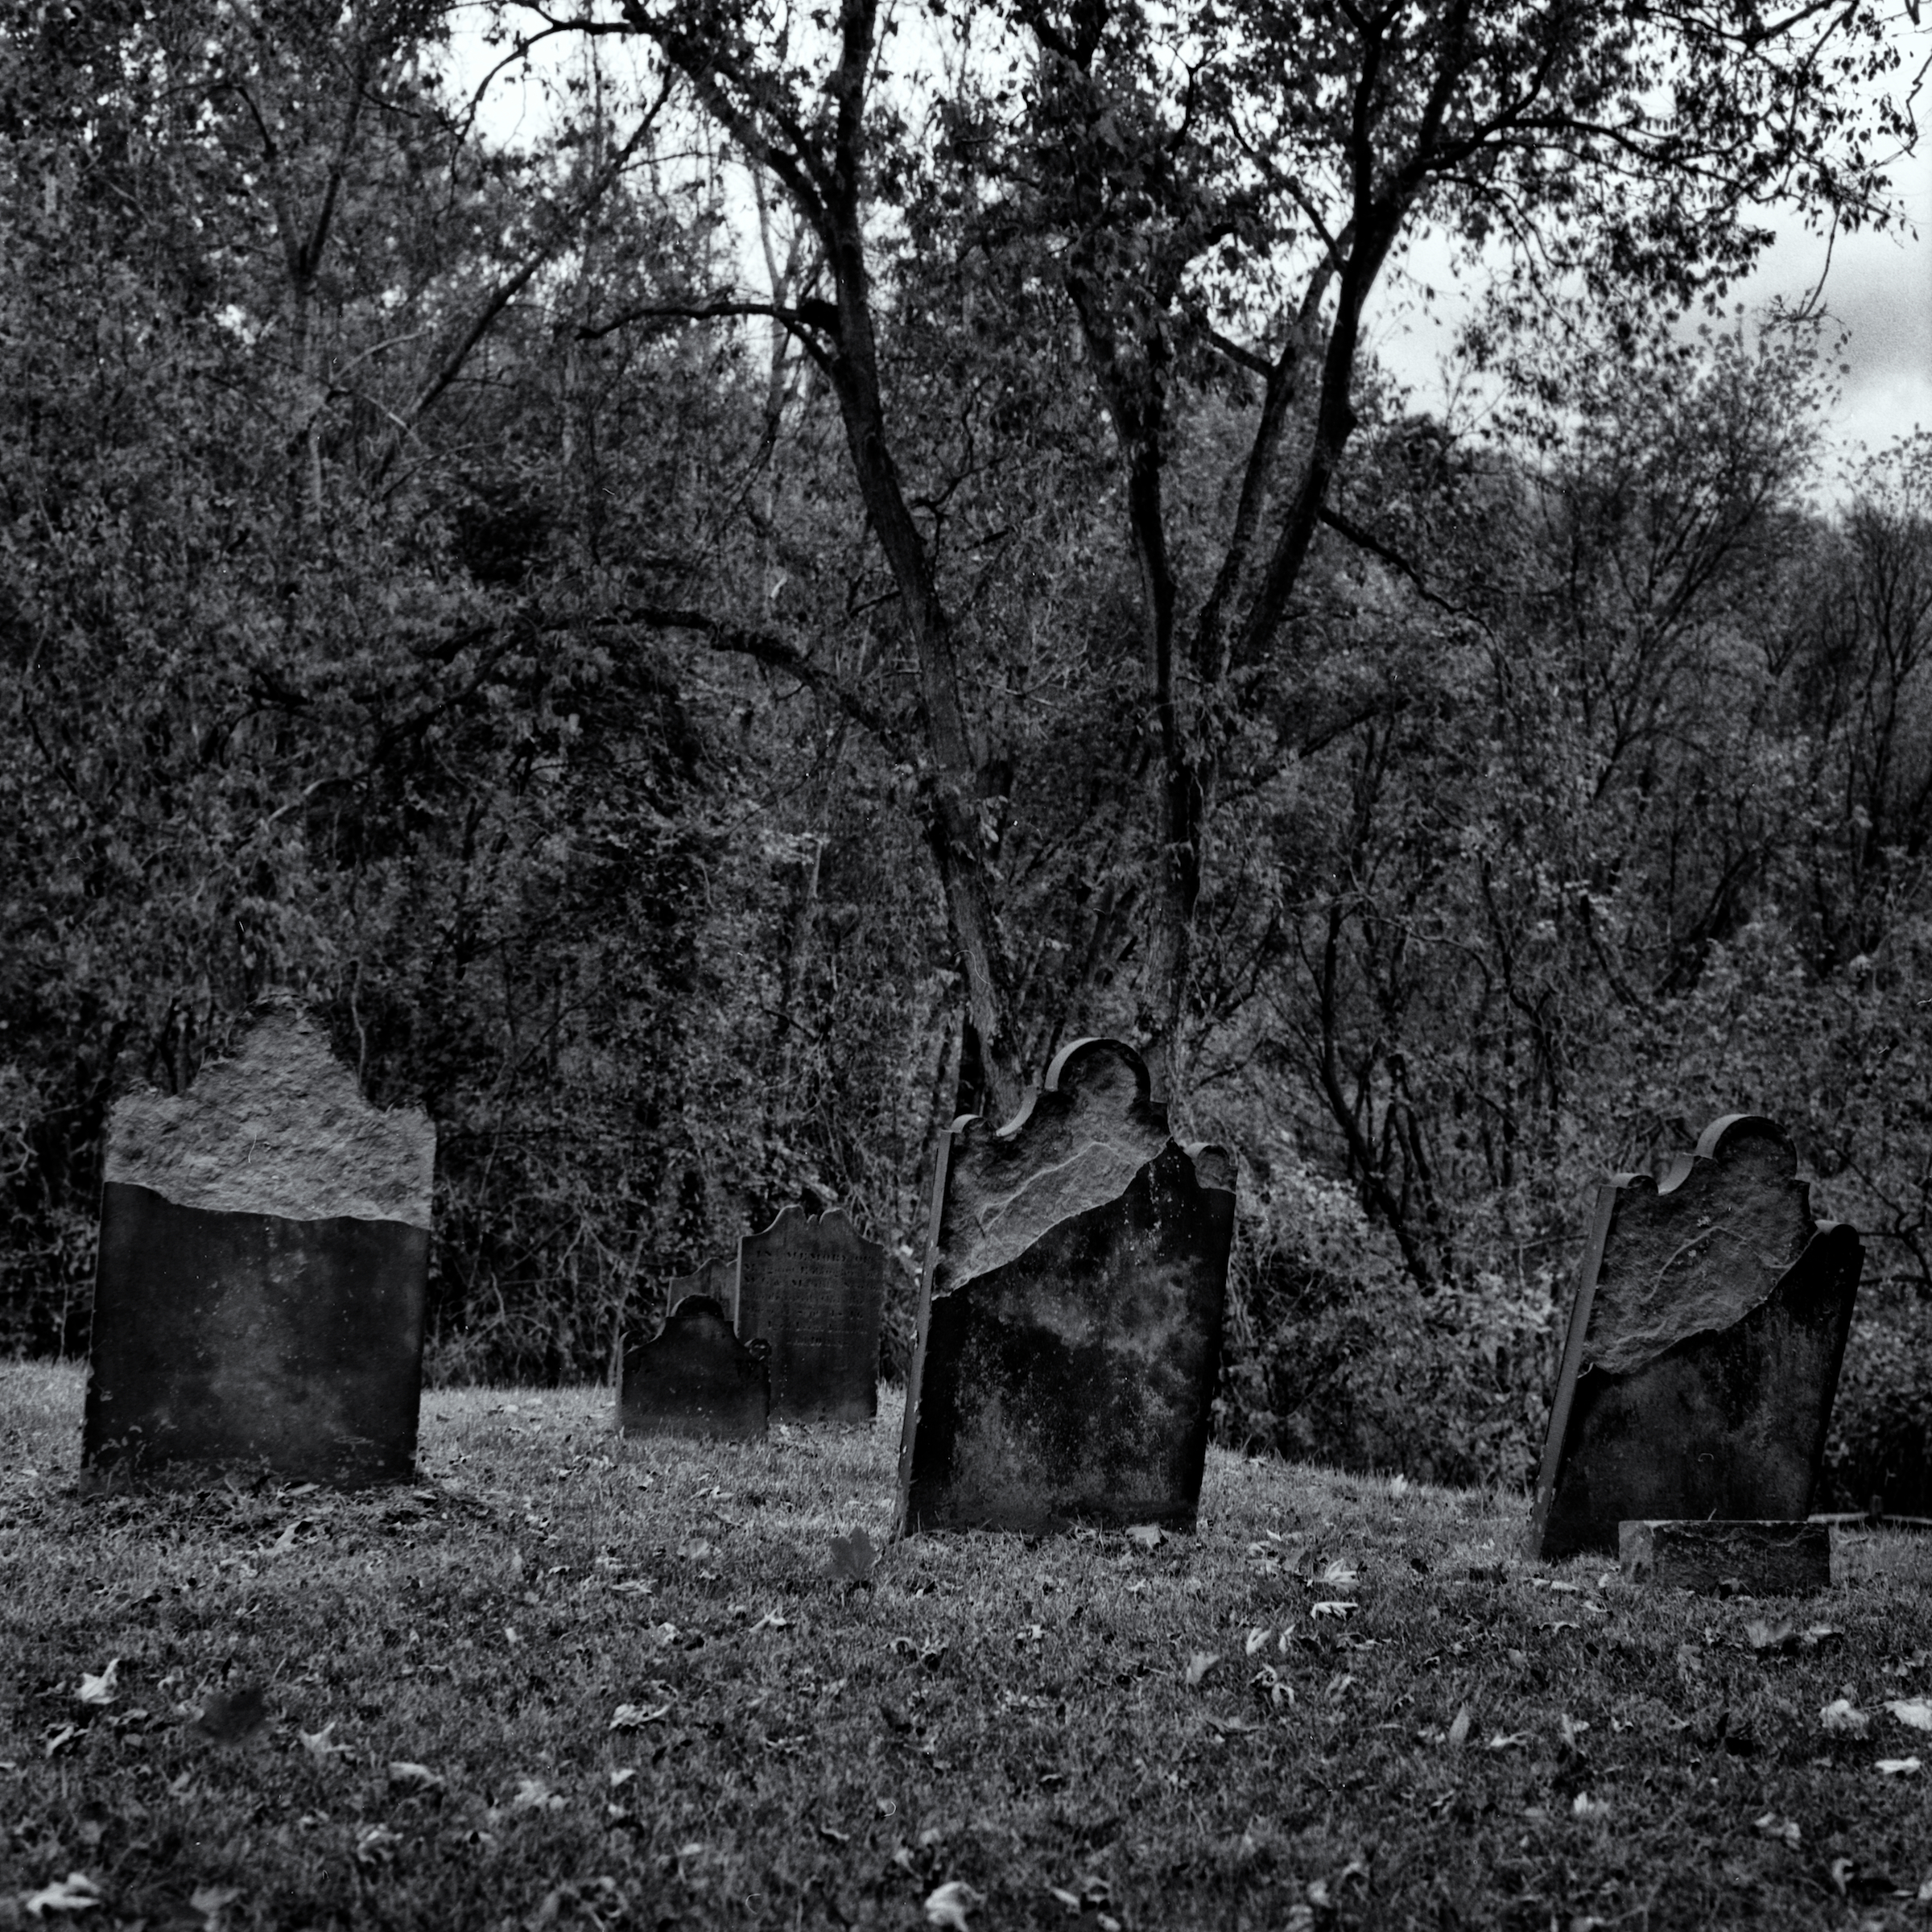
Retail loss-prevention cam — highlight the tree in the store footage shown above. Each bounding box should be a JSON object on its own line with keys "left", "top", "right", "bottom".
{"left": 503, "top": 0, "right": 1917, "bottom": 1117}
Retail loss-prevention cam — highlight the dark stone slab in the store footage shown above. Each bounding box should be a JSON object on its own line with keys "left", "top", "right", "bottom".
{"left": 83, "top": 1012, "right": 435, "bottom": 1487}
{"left": 895, "top": 1038, "right": 1235, "bottom": 1537}
{"left": 670, "top": 1249, "right": 737, "bottom": 1312}
{"left": 1619, "top": 1518, "right": 1832, "bottom": 1595}
{"left": 734, "top": 1207, "right": 885, "bottom": 1422}
{"left": 617, "top": 1295, "right": 769, "bottom": 1441}
{"left": 85, "top": 1183, "right": 428, "bottom": 1484}
{"left": 1530, "top": 1116, "right": 1861, "bottom": 1558}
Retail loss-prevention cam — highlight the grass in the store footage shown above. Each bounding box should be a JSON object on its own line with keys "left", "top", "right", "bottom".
{"left": 3, "top": 1361, "right": 1932, "bottom": 1932}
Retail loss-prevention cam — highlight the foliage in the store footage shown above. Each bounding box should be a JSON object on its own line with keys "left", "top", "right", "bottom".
{"left": 0, "top": 0, "right": 1928, "bottom": 1488}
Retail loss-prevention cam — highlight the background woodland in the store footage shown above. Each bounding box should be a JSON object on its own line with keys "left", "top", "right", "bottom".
{"left": 3, "top": 0, "right": 1929, "bottom": 1507}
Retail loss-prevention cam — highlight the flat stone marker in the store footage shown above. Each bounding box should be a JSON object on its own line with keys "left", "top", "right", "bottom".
{"left": 895, "top": 1038, "right": 1235, "bottom": 1536}
{"left": 1619, "top": 1519, "right": 1832, "bottom": 1596}
{"left": 84, "top": 1010, "right": 435, "bottom": 1486}
{"left": 734, "top": 1207, "right": 884, "bottom": 1423}
{"left": 617, "top": 1295, "right": 769, "bottom": 1441}
{"left": 1530, "top": 1115, "right": 1861, "bottom": 1558}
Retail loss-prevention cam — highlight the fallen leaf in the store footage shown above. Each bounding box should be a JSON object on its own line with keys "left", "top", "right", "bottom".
{"left": 511, "top": 1776, "right": 564, "bottom": 1811}
{"left": 1745, "top": 1620, "right": 1798, "bottom": 1655}
{"left": 353, "top": 1825, "right": 402, "bottom": 1869}
{"left": 1877, "top": 1757, "right": 1922, "bottom": 1776}
{"left": 750, "top": 1610, "right": 791, "bottom": 1634}
{"left": 1124, "top": 1525, "right": 1163, "bottom": 1551}
{"left": 609, "top": 1703, "right": 672, "bottom": 1731}
{"left": 1571, "top": 1792, "right": 1607, "bottom": 1818}
{"left": 818, "top": 1822, "right": 850, "bottom": 1844}
{"left": 1446, "top": 1706, "right": 1471, "bottom": 1749}
{"left": 1310, "top": 1600, "right": 1355, "bottom": 1619}
{"left": 1886, "top": 1700, "right": 1932, "bottom": 1732}
{"left": 23, "top": 1872, "right": 101, "bottom": 1918}
{"left": 1251, "top": 1665, "right": 1295, "bottom": 1709}
{"left": 189, "top": 1885, "right": 241, "bottom": 1921}
{"left": 1820, "top": 1698, "right": 1870, "bottom": 1738}
{"left": 829, "top": 1530, "right": 878, "bottom": 1586}
{"left": 1752, "top": 1810, "right": 1801, "bottom": 1847}
{"left": 1317, "top": 1559, "right": 1358, "bottom": 1587}
{"left": 676, "top": 1540, "right": 715, "bottom": 1562}
{"left": 386, "top": 1761, "right": 443, "bottom": 1791}
{"left": 1048, "top": 1887, "right": 1082, "bottom": 1913}
{"left": 299, "top": 1721, "right": 351, "bottom": 1762}
{"left": 196, "top": 1686, "right": 267, "bottom": 1744}
{"left": 1485, "top": 1732, "right": 1533, "bottom": 1751}
{"left": 1245, "top": 1627, "right": 1272, "bottom": 1656}
{"left": 1206, "top": 1713, "right": 1257, "bottom": 1737}
{"left": 76, "top": 1660, "right": 120, "bottom": 1707}
{"left": 1829, "top": 1856, "right": 1855, "bottom": 1896}
{"left": 1184, "top": 1651, "right": 1221, "bottom": 1688}
{"left": 1802, "top": 1624, "right": 1844, "bottom": 1650}
{"left": 925, "top": 1880, "right": 983, "bottom": 1930}
{"left": 43, "top": 1724, "right": 80, "bottom": 1758}
{"left": 1919, "top": 1876, "right": 1932, "bottom": 1903}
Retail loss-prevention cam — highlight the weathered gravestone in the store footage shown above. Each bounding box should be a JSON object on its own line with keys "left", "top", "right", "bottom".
{"left": 671, "top": 1249, "right": 737, "bottom": 1313}
{"left": 1530, "top": 1113, "right": 1862, "bottom": 1558}
{"left": 84, "top": 1010, "right": 436, "bottom": 1486}
{"left": 617, "top": 1295, "right": 770, "bottom": 1441}
{"left": 735, "top": 1207, "right": 885, "bottom": 1423}
{"left": 895, "top": 1038, "right": 1236, "bottom": 1536}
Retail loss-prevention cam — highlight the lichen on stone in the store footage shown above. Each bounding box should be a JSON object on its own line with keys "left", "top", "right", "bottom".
{"left": 104, "top": 1010, "right": 435, "bottom": 1228}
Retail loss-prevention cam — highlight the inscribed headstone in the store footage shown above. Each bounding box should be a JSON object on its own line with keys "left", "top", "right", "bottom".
{"left": 617, "top": 1295, "right": 769, "bottom": 1441}
{"left": 734, "top": 1207, "right": 885, "bottom": 1422}
{"left": 1530, "top": 1113, "right": 1861, "bottom": 1558}
{"left": 84, "top": 1009, "right": 436, "bottom": 1486}
{"left": 895, "top": 1038, "right": 1235, "bottom": 1536}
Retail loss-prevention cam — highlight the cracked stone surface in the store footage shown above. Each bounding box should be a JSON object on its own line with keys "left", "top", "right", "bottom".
{"left": 84, "top": 1009, "right": 433, "bottom": 1486}
{"left": 1532, "top": 1116, "right": 1861, "bottom": 1558}
{"left": 105, "top": 1009, "right": 435, "bottom": 1228}
{"left": 897, "top": 1038, "right": 1236, "bottom": 1536}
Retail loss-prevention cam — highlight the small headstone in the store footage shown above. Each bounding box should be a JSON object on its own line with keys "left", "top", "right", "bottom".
{"left": 669, "top": 1249, "right": 737, "bottom": 1312}
{"left": 734, "top": 1207, "right": 885, "bottom": 1422}
{"left": 1530, "top": 1115, "right": 1862, "bottom": 1558}
{"left": 895, "top": 1038, "right": 1235, "bottom": 1536}
{"left": 1619, "top": 1519, "right": 1832, "bottom": 1596}
{"left": 617, "top": 1295, "right": 769, "bottom": 1441}
{"left": 84, "top": 1009, "right": 436, "bottom": 1486}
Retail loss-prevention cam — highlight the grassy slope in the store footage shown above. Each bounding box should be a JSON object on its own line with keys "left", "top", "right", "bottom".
{"left": 2, "top": 1362, "right": 1930, "bottom": 1932}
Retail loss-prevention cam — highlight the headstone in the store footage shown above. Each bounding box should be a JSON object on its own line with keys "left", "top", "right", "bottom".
{"left": 669, "top": 1249, "right": 737, "bottom": 1312}
{"left": 734, "top": 1207, "right": 885, "bottom": 1423}
{"left": 895, "top": 1038, "right": 1235, "bottom": 1536}
{"left": 83, "top": 1009, "right": 435, "bottom": 1486}
{"left": 1619, "top": 1519, "right": 1832, "bottom": 1595}
{"left": 617, "top": 1295, "right": 769, "bottom": 1441}
{"left": 1530, "top": 1115, "right": 1862, "bottom": 1558}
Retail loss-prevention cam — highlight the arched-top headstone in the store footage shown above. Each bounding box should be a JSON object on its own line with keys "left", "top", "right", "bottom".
{"left": 617, "top": 1294, "right": 770, "bottom": 1442}
{"left": 1530, "top": 1113, "right": 1862, "bottom": 1557}
{"left": 84, "top": 1009, "right": 436, "bottom": 1486}
{"left": 895, "top": 1038, "right": 1236, "bottom": 1536}
{"left": 734, "top": 1206, "right": 885, "bottom": 1422}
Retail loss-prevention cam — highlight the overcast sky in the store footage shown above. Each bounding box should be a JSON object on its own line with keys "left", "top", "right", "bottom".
{"left": 452, "top": 9, "right": 1930, "bottom": 496}
{"left": 1366, "top": 32, "right": 1932, "bottom": 493}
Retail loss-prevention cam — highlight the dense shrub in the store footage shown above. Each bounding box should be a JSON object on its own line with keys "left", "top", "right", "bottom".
{"left": 1215, "top": 1150, "right": 1559, "bottom": 1491}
